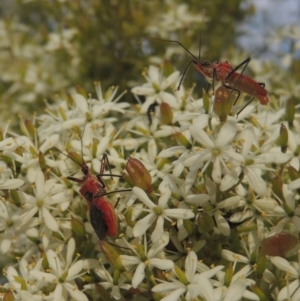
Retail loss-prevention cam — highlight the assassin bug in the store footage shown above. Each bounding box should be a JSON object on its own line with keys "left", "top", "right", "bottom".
{"left": 144, "top": 37, "right": 269, "bottom": 110}
{"left": 62, "top": 136, "right": 130, "bottom": 240}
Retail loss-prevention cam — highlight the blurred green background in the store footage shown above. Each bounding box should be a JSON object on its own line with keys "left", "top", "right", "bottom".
{"left": 0, "top": 0, "right": 298, "bottom": 126}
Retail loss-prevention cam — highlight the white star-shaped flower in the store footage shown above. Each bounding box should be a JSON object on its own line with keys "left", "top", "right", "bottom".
{"left": 132, "top": 179, "right": 194, "bottom": 242}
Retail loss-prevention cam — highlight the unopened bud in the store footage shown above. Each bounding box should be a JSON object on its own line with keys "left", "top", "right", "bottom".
{"left": 10, "top": 190, "right": 21, "bottom": 206}
{"left": 92, "top": 138, "right": 99, "bottom": 158}
{"left": 224, "top": 264, "right": 233, "bottom": 286}
{"left": 288, "top": 166, "right": 300, "bottom": 181}
{"left": 175, "top": 132, "right": 191, "bottom": 148}
{"left": 95, "top": 283, "right": 112, "bottom": 300}
{"left": 39, "top": 151, "right": 47, "bottom": 172}
{"left": 42, "top": 255, "right": 49, "bottom": 270}
{"left": 71, "top": 216, "right": 86, "bottom": 238}
{"left": 271, "top": 177, "right": 285, "bottom": 202}
{"left": 256, "top": 254, "right": 267, "bottom": 279}
{"left": 251, "top": 285, "right": 267, "bottom": 301}
{"left": 276, "top": 124, "right": 288, "bottom": 153}
{"left": 99, "top": 240, "right": 125, "bottom": 271}
{"left": 25, "top": 119, "right": 36, "bottom": 139}
{"left": 213, "top": 85, "right": 235, "bottom": 121}
{"left": 160, "top": 102, "right": 173, "bottom": 125}
{"left": 183, "top": 219, "right": 194, "bottom": 235}
{"left": 126, "top": 157, "right": 153, "bottom": 194}
{"left": 198, "top": 212, "right": 214, "bottom": 233}
{"left": 286, "top": 98, "right": 295, "bottom": 127}
{"left": 68, "top": 151, "right": 84, "bottom": 165}
{"left": 15, "top": 147, "right": 24, "bottom": 176}
{"left": 261, "top": 232, "right": 298, "bottom": 256}
{"left": 174, "top": 266, "right": 188, "bottom": 285}
{"left": 247, "top": 188, "right": 256, "bottom": 204}
{"left": 3, "top": 291, "right": 14, "bottom": 301}
{"left": 152, "top": 292, "right": 164, "bottom": 301}
{"left": 76, "top": 85, "right": 87, "bottom": 98}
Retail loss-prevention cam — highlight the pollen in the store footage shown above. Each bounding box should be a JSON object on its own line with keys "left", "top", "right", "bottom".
{"left": 212, "top": 148, "right": 220, "bottom": 157}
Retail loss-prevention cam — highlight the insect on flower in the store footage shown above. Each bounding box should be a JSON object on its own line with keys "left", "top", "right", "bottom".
{"left": 62, "top": 141, "right": 130, "bottom": 240}
{"left": 143, "top": 36, "right": 269, "bottom": 114}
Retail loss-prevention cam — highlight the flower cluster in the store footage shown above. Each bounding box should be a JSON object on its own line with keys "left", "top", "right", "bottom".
{"left": 1, "top": 14, "right": 300, "bottom": 299}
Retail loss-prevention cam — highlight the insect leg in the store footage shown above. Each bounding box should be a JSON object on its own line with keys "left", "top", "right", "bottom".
{"left": 67, "top": 176, "right": 83, "bottom": 183}
{"left": 177, "top": 59, "right": 195, "bottom": 91}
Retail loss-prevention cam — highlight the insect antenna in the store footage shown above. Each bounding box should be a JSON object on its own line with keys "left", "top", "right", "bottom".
{"left": 140, "top": 37, "right": 198, "bottom": 61}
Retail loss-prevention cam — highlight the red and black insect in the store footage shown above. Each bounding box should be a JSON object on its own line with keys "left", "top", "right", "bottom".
{"left": 65, "top": 148, "right": 129, "bottom": 240}
{"left": 144, "top": 37, "right": 269, "bottom": 112}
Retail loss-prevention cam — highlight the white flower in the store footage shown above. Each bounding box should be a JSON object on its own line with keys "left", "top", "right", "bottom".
{"left": 30, "top": 238, "right": 88, "bottom": 301}
{"left": 146, "top": 2, "right": 204, "bottom": 38}
{"left": 152, "top": 250, "right": 224, "bottom": 301}
{"left": 38, "top": 83, "right": 128, "bottom": 137}
{"left": 0, "top": 161, "right": 24, "bottom": 189}
{"left": 84, "top": 266, "right": 131, "bottom": 300}
{"left": 19, "top": 169, "right": 72, "bottom": 232}
{"left": 271, "top": 256, "right": 300, "bottom": 301}
{"left": 5, "top": 257, "right": 45, "bottom": 300}
{"left": 0, "top": 201, "right": 23, "bottom": 253}
{"left": 267, "top": 184, "right": 300, "bottom": 237}
{"left": 221, "top": 126, "right": 290, "bottom": 195}
{"left": 45, "top": 28, "right": 78, "bottom": 51}
{"left": 185, "top": 120, "right": 244, "bottom": 183}
{"left": 120, "top": 232, "right": 174, "bottom": 288}
{"left": 185, "top": 179, "right": 233, "bottom": 236}
{"left": 132, "top": 179, "right": 194, "bottom": 242}
{"left": 131, "top": 65, "right": 180, "bottom": 113}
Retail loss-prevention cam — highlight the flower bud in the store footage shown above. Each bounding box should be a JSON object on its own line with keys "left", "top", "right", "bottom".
{"left": 95, "top": 283, "right": 112, "bottom": 300}
{"left": 152, "top": 292, "right": 164, "bottom": 301}
{"left": 58, "top": 105, "right": 67, "bottom": 121}
{"left": 76, "top": 85, "right": 87, "bottom": 98}
{"left": 39, "top": 151, "right": 47, "bottom": 172}
{"left": 10, "top": 190, "right": 21, "bottom": 206}
{"left": 282, "top": 202, "right": 293, "bottom": 216}
{"left": 288, "top": 166, "right": 300, "bottom": 196}
{"left": 68, "top": 151, "right": 84, "bottom": 165}
{"left": 224, "top": 264, "right": 233, "bottom": 286}
{"left": 261, "top": 232, "right": 298, "bottom": 256}
{"left": 160, "top": 102, "right": 173, "bottom": 125}
{"left": 286, "top": 98, "right": 295, "bottom": 127}
{"left": 175, "top": 132, "right": 191, "bottom": 148}
{"left": 24, "top": 119, "right": 36, "bottom": 139}
{"left": 126, "top": 157, "right": 153, "bottom": 194}
{"left": 213, "top": 85, "right": 235, "bottom": 121}
{"left": 59, "top": 270, "right": 69, "bottom": 282}
{"left": 71, "top": 216, "right": 86, "bottom": 238}
{"left": 288, "top": 165, "right": 300, "bottom": 181}
{"left": 42, "top": 255, "right": 49, "bottom": 270}
{"left": 99, "top": 240, "right": 125, "bottom": 271}
{"left": 198, "top": 212, "right": 214, "bottom": 233}
{"left": 174, "top": 266, "right": 188, "bottom": 285}
{"left": 15, "top": 147, "right": 24, "bottom": 176}
{"left": 271, "top": 177, "right": 285, "bottom": 202}
{"left": 92, "top": 138, "right": 99, "bottom": 158}
{"left": 183, "top": 219, "right": 194, "bottom": 235}
{"left": 251, "top": 285, "right": 267, "bottom": 301}
{"left": 3, "top": 291, "right": 15, "bottom": 301}
{"left": 249, "top": 250, "right": 257, "bottom": 264}
{"left": 276, "top": 124, "right": 288, "bottom": 153}
{"left": 256, "top": 254, "right": 267, "bottom": 279}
